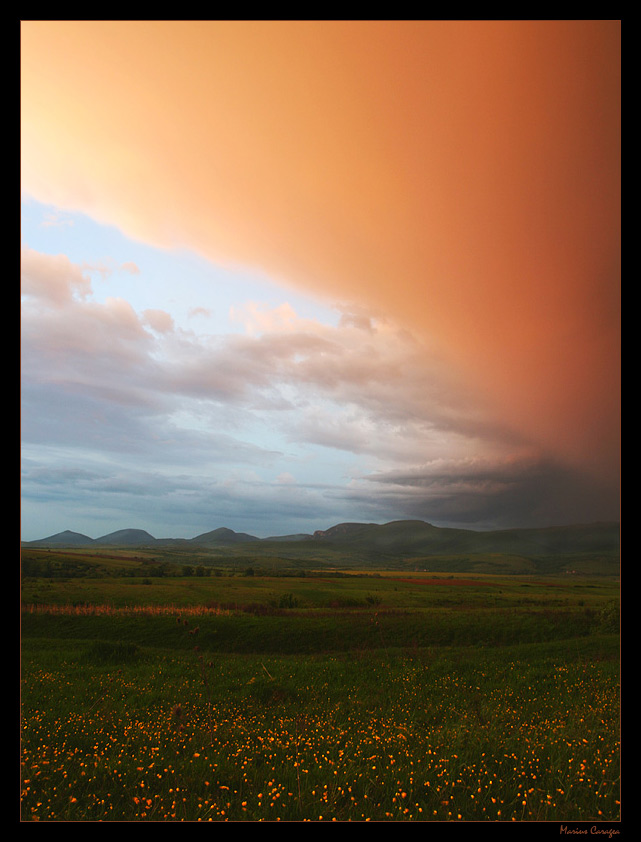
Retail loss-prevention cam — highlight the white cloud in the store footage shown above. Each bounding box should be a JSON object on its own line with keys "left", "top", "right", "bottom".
{"left": 21, "top": 244, "right": 92, "bottom": 306}
{"left": 120, "top": 261, "right": 140, "bottom": 274}
{"left": 21, "top": 248, "right": 513, "bottom": 476}
{"left": 143, "top": 308, "right": 175, "bottom": 333}
{"left": 188, "top": 306, "right": 212, "bottom": 318}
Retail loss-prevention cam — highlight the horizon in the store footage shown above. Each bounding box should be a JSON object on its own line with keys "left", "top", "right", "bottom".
{"left": 21, "top": 21, "right": 620, "bottom": 544}
{"left": 24, "top": 516, "right": 621, "bottom": 545}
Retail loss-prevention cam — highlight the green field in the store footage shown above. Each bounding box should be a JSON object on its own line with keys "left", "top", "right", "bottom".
{"left": 21, "top": 550, "right": 620, "bottom": 822}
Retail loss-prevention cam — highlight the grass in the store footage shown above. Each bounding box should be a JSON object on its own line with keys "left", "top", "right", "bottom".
{"left": 21, "top": 567, "right": 618, "bottom": 609}
{"left": 20, "top": 570, "right": 620, "bottom": 822}
{"left": 22, "top": 605, "right": 609, "bottom": 654}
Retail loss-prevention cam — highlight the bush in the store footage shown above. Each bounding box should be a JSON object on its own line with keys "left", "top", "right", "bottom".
{"left": 274, "top": 593, "right": 298, "bottom": 609}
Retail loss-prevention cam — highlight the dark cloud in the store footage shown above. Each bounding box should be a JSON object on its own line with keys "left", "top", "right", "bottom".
{"left": 362, "top": 458, "right": 620, "bottom": 529}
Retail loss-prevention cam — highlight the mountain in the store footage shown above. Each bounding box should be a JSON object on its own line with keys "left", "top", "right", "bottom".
{"left": 26, "top": 529, "right": 95, "bottom": 547}
{"left": 313, "top": 522, "right": 380, "bottom": 541}
{"left": 313, "top": 519, "right": 619, "bottom": 558}
{"left": 190, "top": 527, "right": 260, "bottom": 546}
{"left": 94, "top": 529, "right": 157, "bottom": 545}
{"left": 22, "top": 519, "right": 619, "bottom": 562}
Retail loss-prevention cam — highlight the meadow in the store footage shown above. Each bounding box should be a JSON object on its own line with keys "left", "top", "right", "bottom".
{"left": 20, "top": 553, "right": 620, "bottom": 822}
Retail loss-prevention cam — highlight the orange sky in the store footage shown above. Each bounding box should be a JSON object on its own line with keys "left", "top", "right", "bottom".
{"left": 21, "top": 20, "right": 620, "bottom": 491}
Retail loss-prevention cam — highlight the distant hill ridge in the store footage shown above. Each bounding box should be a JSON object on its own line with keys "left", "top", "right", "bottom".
{"left": 23, "top": 519, "right": 620, "bottom": 558}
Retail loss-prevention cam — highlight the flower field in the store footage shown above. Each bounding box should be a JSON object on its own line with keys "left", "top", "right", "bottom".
{"left": 20, "top": 572, "right": 620, "bottom": 822}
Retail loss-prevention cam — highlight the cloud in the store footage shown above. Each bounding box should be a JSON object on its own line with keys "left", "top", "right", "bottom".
{"left": 21, "top": 244, "right": 92, "bottom": 306}
{"left": 230, "top": 301, "right": 304, "bottom": 335}
{"left": 359, "top": 456, "right": 620, "bottom": 529}
{"left": 22, "top": 248, "right": 472, "bottom": 437}
{"left": 23, "top": 243, "right": 531, "bottom": 534}
{"left": 143, "top": 308, "right": 174, "bottom": 334}
{"left": 23, "top": 244, "right": 617, "bottom": 533}
{"left": 120, "top": 261, "right": 140, "bottom": 275}
{"left": 188, "top": 306, "right": 212, "bottom": 319}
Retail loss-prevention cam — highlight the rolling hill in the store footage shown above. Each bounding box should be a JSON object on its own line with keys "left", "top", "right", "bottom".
{"left": 94, "top": 529, "right": 157, "bottom": 545}
{"left": 24, "top": 519, "right": 619, "bottom": 563}
{"left": 27, "top": 529, "right": 95, "bottom": 547}
{"left": 190, "top": 527, "right": 260, "bottom": 546}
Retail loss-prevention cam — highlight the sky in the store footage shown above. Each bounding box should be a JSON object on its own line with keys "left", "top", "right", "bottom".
{"left": 20, "top": 20, "right": 620, "bottom": 541}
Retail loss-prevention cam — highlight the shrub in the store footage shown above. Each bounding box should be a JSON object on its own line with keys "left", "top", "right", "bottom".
{"left": 276, "top": 593, "right": 298, "bottom": 609}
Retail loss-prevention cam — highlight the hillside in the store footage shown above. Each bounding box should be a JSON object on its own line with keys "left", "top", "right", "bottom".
{"left": 190, "top": 527, "right": 260, "bottom": 546}
{"left": 94, "top": 529, "right": 157, "bottom": 545}
{"left": 24, "top": 519, "right": 619, "bottom": 567}
{"left": 309, "top": 519, "right": 620, "bottom": 557}
{"left": 28, "top": 529, "right": 95, "bottom": 547}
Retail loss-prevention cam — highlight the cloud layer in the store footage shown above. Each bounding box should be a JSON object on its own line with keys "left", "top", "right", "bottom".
{"left": 21, "top": 240, "right": 618, "bottom": 538}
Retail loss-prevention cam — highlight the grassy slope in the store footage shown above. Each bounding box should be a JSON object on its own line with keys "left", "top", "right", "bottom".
{"left": 24, "top": 521, "right": 620, "bottom": 571}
